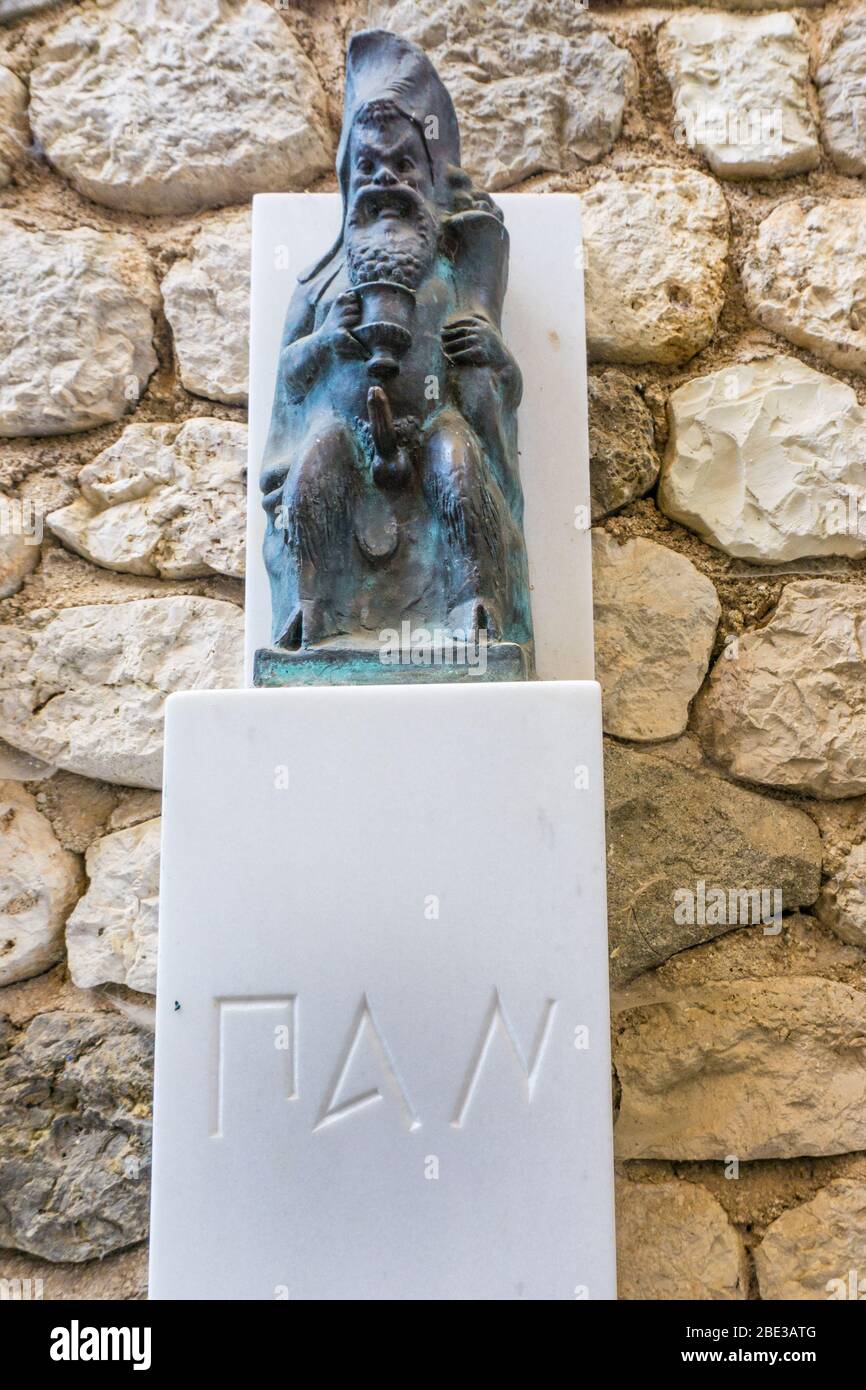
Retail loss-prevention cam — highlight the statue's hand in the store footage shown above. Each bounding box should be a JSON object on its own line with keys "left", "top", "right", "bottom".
{"left": 442, "top": 315, "right": 509, "bottom": 369}
{"left": 320, "top": 290, "right": 367, "bottom": 360}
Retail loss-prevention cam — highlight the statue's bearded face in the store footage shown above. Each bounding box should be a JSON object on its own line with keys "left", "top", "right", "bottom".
{"left": 345, "top": 112, "right": 439, "bottom": 289}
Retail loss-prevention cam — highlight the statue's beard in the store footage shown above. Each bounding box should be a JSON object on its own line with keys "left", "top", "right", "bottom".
{"left": 345, "top": 187, "right": 438, "bottom": 289}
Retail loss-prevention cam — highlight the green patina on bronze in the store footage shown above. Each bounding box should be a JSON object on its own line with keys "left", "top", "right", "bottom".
{"left": 255, "top": 28, "right": 534, "bottom": 687}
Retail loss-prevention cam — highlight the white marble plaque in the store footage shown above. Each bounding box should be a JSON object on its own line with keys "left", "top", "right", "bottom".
{"left": 245, "top": 193, "right": 594, "bottom": 683}
{"left": 149, "top": 681, "right": 615, "bottom": 1300}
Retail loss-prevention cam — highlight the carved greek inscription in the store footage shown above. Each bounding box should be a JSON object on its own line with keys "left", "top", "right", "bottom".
{"left": 314, "top": 993, "right": 420, "bottom": 1133}
{"left": 451, "top": 990, "right": 558, "bottom": 1128}
{"left": 211, "top": 990, "right": 559, "bottom": 1135}
{"left": 212, "top": 995, "right": 297, "bottom": 1138}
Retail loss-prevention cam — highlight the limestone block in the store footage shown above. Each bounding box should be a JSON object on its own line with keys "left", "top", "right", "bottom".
{"left": 583, "top": 166, "right": 729, "bottom": 365}
{"left": 695, "top": 581, "right": 866, "bottom": 799}
{"left": 162, "top": 209, "right": 250, "bottom": 405}
{"left": 0, "top": 597, "right": 244, "bottom": 790}
{"left": 617, "top": 1181, "right": 747, "bottom": 1299}
{"left": 0, "top": 218, "right": 158, "bottom": 436}
{"left": 0, "top": 1008, "right": 152, "bottom": 1261}
{"left": 615, "top": 976, "right": 866, "bottom": 1159}
{"left": 593, "top": 532, "right": 720, "bottom": 742}
{"left": 743, "top": 199, "right": 866, "bottom": 375}
{"left": 660, "top": 356, "right": 866, "bottom": 563}
{"left": 47, "top": 419, "right": 246, "bottom": 579}
{"left": 756, "top": 1180, "right": 866, "bottom": 1300}
{"left": 29, "top": 0, "right": 331, "bottom": 214}
{"left": 605, "top": 739, "right": 822, "bottom": 983}
{"left": 66, "top": 817, "right": 160, "bottom": 995}
{"left": 0, "top": 782, "right": 81, "bottom": 986}
{"left": 659, "top": 12, "right": 818, "bottom": 178}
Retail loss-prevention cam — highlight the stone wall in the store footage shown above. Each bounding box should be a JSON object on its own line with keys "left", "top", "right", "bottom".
{"left": 0, "top": 0, "right": 865, "bottom": 1301}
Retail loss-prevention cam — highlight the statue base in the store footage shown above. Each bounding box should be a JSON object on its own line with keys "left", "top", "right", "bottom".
{"left": 253, "top": 638, "right": 531, "bottom": 687}
{"left": 149, "top": 680, "right": 615, "bottom": 1300}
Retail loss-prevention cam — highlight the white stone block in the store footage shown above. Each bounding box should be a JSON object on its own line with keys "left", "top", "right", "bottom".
{"left": 149, "top": 681, "right": 614, "bottom": 1300}
{"left": 244, "top": 193, "right": 594, "bottom": 684}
